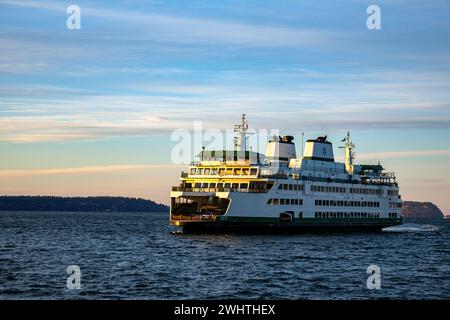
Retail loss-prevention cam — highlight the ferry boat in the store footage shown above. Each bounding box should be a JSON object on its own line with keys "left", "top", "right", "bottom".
{"left": 170, "top": 114, "right": 403, "bottom": 233}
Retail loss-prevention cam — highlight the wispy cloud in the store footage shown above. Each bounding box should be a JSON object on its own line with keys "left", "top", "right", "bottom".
{"left": 2, "top": 68, "right": 450, "bottom": 143}
{"left": 0, "top": 0, "right": 329, "bottom": 47}
{"left": 0, "top": 5, "right": 449, "bottom": 142}
{"left": 0, "top": 164, "right": 183, "bottom": 178}
{"left": 355, "top": 150, "right": 450, "bottom": 161}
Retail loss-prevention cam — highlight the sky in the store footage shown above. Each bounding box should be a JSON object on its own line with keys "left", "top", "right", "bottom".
{"left": 0, "top": 0, "right": 449, "bottom": 212}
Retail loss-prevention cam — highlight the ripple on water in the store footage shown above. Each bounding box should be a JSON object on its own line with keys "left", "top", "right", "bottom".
{"left": 1, "top": 212, "right": 449, "bottom": 299}
{"left": 383, "top": 223, "right": 440, "bottom": 233}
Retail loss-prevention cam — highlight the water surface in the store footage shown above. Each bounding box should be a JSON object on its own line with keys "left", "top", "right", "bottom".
{"left": 0, "top": 211, "right": 449, "bottom": 299}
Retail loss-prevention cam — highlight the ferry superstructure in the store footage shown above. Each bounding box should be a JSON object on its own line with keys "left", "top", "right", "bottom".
{"left": 170, "top": 114, "right": 402, "bottom": 233}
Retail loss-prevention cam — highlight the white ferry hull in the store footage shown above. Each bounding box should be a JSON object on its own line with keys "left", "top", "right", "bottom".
{"left": 170, "top": 189, "right": 402, "bottom": 234}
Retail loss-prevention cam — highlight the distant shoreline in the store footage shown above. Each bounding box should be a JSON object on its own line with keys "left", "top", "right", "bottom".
{"left": 0, "top": 196, "right": 169, "bottom": 213}
{"left": 0, "top": 210, "right": 167, "bottom": 214}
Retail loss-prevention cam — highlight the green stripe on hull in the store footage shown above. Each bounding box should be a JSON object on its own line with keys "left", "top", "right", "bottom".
{"left": 216, "top": 216, "right": 402, "bottom": 227}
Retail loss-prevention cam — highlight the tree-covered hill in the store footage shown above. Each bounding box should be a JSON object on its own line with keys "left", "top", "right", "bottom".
{"left": 0, "top": 196, "right": 168, "bottom": 212}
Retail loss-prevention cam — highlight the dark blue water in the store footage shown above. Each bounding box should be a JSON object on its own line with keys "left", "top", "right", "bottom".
{"left": 0, "top": 211, "right": 449, "bottom": 299}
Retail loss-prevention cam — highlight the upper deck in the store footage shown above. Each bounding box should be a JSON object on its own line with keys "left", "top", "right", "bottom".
{"left": 172, "top": 115, "right": 399, "bottom": 193}
{"left": 179, "top": 159, "right": 397, "bottom": 185}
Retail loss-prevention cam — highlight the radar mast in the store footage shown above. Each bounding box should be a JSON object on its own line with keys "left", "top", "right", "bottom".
{"left": 341, "top": 131, "right": 355, "bottom": 174}
{"left": 234, "top": 113, "right": 252, "bottom": 152}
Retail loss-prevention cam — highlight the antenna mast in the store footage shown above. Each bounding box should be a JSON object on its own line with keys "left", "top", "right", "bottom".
{"left": 340, "top": 131, "right": 355, "bottom": 173}
{"left": 234, "top": 113, "right": 251, "bottom": 152}
{"left": 301, "top": 132, "right": 304, "bottom": 157}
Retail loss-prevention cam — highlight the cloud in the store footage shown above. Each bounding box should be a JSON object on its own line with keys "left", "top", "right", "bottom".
{"left": 356, "top": 150, "right": 450, "bottom": 161}
{"left": 1, "top": 75, "right": 450, "bottom": 143}
{"left": 0, "top": 164, "right": 183, "bottom": 178}
{"left": 0, "top": 0, "right": 62, "bottom": 11}
{"left": 0, "top": 36, "right": 101, "bottom": 67}
{"left": 0, "top": 110, "right": 182, "bottom": 143}
{"left": 0, "top": 1, "right": 449, "bottom": 142}
{"left": 0, "top": 0, "right": 329, "bottom": 47}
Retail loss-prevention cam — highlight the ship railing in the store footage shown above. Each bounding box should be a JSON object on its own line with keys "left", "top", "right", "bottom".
{"left": 362, "top": 175, "right": 396, "bottom": 186}
{"left": 259, "top": 173, "right": 289, "bottom": 179}
{"left": 171, "top": 186, "right": 268, "bottom": 193}
{"left": 190, "top": 160, "right": 258, "bottom": 166}
{"left": 361, "top": 180, "right": 395, "bottom": 186}
{"left": 380, "top": 172, "right": 395, "bottom": 178}
{"left": 171, "top": 213, "right": 216, "bottom": 221}
{"left": 259, "top": 173, "right": 397, "bottom": 186}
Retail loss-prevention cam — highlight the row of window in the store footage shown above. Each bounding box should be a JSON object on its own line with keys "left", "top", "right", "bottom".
{"left": 311, "top": 185, "right": 386, "bottom": 195}
{"left": 350, "top": 188, "right": 383, "bottom": 195}
{"left": 388, "top": 213, "right": 399, "bottom": 218}
{"left": 315, "top": 212, "right": 381, "bottom": 219}
{"left": 191, "top": 182, "right": 248, "bottom": 189}
{"left": 184, "top": 181, "right": 271, "bottom": 191}
{"left": 388, "top": 190, "right": 399, "bottom": 196}
{"left": 292, "top": 175, "right": 397, "bottom": 187}
{"left": 278, "top": 184, "right": 304, "bottom": 191}
{"left": 267, "top": 198, "right": 304, "bottom": 206}
{"left": 315, "top": 199, "right": 380, "bottom": 208}
{"left": 190, "top": 167, "right": 258, "bottom": 176}
{"left": 311, "top": 185, "right": 347, "bottom": 193}
{"left": 389, "top": 202, "right": 402, "bottom": 208}
{"left": 282, "top": 212, "right": 397, "bottom": 219}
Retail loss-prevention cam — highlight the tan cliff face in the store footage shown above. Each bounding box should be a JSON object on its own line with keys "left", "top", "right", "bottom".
{"left": 401, "top": 201, "right": 444, "bottom": 219}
